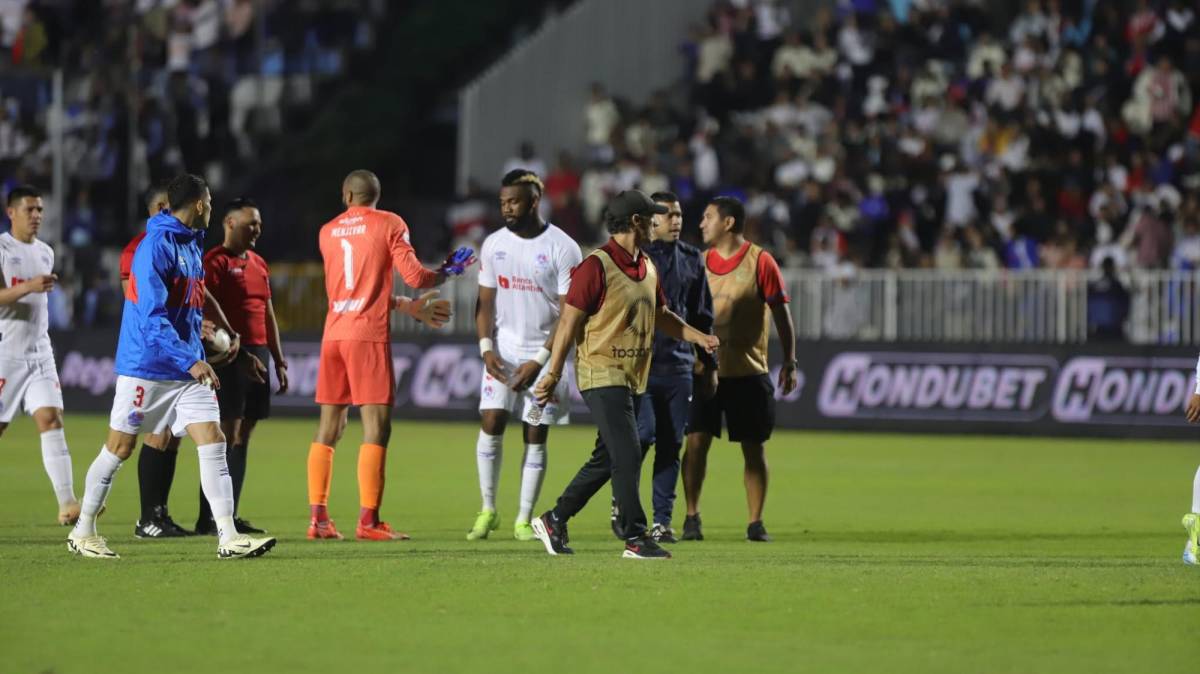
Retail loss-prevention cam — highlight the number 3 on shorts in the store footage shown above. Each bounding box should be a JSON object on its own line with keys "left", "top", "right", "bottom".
{"left": 133, "top": 385, "right": 145, "bottom": 408}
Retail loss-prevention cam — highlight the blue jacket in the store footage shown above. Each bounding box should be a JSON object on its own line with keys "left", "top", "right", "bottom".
{"left": 645, "top": 240, "right": 716, "bottom": 376}
{"left": 116, "top": 211, "right": 207, "bottom": 380}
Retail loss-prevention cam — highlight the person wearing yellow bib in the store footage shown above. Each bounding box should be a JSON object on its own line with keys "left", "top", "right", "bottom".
{"left": 682, "top": 196, "right": 798, "bottom": 543}
{"left": 531, "top": 190, "right": 719, "bottom": 560}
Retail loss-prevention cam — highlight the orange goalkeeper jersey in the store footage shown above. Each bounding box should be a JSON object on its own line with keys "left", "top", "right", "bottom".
{"left": 319, "top": 206, "right": 438, "bottom": 342}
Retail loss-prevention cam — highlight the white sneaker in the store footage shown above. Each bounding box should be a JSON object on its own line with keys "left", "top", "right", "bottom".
{"left": 67, "top": 532, "right": 119, "bottom": 559}
{"left": 217, "top": 534, "right": 277, "bottom": 559}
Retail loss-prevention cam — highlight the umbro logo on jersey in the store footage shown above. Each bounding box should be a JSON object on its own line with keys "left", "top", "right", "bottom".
{"left": 494, "top": 251, "right": 507, "bottom": 261}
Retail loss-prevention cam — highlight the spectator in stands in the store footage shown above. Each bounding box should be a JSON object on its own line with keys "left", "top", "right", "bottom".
{"left": 584, "top": 82, "right": 619, "bottom": 164}
{"left": 1087, "top": 257, "right": 1130, "bottom": 342}
{"left": 503, "top": 141, "right": 548, "bottom": 181}
{"left": 12, "top": 5, "right": 46, "bottom": 66}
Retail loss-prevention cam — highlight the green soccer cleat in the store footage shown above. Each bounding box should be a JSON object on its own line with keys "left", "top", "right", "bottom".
{"left": 1183, "top": 513, "right": 1199, "bottom": 565}
{"left": 514, "top": 520, "right": 536, "bottom": 541}
{"left": 466, "top": 510, "right": 500, "bottom": 541}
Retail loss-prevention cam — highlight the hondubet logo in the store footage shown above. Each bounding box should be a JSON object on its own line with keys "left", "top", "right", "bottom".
{"left": 1052, "top": 356, "right": 1193, "bottom": 425}
{"left": 817, "top": 351, "right": 1054, "bottom": 421}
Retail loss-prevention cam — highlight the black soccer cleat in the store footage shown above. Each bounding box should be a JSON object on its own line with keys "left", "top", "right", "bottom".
{"left": 623, "top": 535, "right": 672, "bottom": 559}
{"left": 234, "top": 517, "right": 266, "bottom": 534}
{"left": 134, "top": 506, "right": 194, "bottom": 538}
{"left": 747, "top": 520, "right": 771, "bottom": 542}
{"left": 531, "top": 511, "right": 573, "bottom": 555}
{"left": 681, "top": 514, "right": 704, "bottom": 541}
{"left": 193, "top": 517, "right": 218, "bottom": 537}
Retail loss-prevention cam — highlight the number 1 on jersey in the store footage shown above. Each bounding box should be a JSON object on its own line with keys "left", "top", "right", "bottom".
{"left": 340, "top": 239, "right": 355, "bottom": 290}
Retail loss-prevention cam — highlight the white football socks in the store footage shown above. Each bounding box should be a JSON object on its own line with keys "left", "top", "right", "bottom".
{"left": 476, "top": 431, "right": 503, "bottom": 512}
{"left": 73, "top": 447, "right": 123, "bottom": 537}
{"left": 197, "top": 442, "right": 237, "bottom": 544}
{"left": 1192, "top": 464, "right": 1200, "bottom": 514}
{"left": 518, "top": 443, "right": 546, "bottom": 523}
{"left": 40, "top": 429, "right": 76, "bottom": 506}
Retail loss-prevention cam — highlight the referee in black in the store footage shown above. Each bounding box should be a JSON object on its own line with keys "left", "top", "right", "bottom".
{"left": 530, "top": 190, "right": 719, "bottom": 559}
{"left": 194, "top": 198, "right": 289, "bottom": 535}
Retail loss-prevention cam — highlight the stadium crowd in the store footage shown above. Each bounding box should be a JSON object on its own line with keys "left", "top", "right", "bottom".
{"left": 504, "top": 0, "right": 1200, "bottom": 276}
{"left": 0, "top": 0, "right": 383, "bottom": 327}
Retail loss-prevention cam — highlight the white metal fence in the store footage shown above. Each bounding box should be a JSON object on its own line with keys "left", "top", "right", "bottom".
{"left": 789, "top": 270, "right": 1090, "bottom": 343}
{"left": 270, "top": 267, "right": 1200, "bottom": 345}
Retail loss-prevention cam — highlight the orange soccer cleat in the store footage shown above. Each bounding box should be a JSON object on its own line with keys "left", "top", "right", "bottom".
{"left": 355, "top": 521, "right": 411, "bottom": 541}
{"left": 307, "top": 518, "right": 344, "bottom": 540}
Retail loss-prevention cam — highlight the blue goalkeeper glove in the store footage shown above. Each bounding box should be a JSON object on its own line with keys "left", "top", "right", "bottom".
{"left": 439, "top": 246, "right": 477, "bottom": 277}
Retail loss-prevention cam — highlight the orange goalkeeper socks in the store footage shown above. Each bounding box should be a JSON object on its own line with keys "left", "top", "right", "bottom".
{"left": 307, "top": 443, "right": 334, "bottom": 520}
{"left": 357, "top": 443, "right": 387, "bottom": 525}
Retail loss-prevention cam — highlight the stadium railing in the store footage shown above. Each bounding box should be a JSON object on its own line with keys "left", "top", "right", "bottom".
{"left": 268, "top": 266, "right": 1200, "bottom": 346}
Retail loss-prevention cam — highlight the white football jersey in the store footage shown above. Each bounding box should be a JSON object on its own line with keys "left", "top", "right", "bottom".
{"left": 0, "top": 232, "right": 54, "bottom": 358}
{"left": 478, "top": 224, "right": 582, "bottom": 356}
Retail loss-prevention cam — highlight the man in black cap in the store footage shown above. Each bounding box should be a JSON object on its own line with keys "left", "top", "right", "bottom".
{"left": 530, "top": 191, "right": 719, "bottom": 559}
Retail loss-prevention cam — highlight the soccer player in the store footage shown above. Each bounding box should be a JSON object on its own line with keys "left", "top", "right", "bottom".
{"left": 123, "top": 183, "right": 244, "bottom": 539}
{"left": 0, "top": 185, "right": 79, "bottom": 525}
{"left": 193, "top": 198, "right": 285, "bottom": 535}
{"left": 681, "top": 196, "right": 797, "bottom": 543}
{"left": 530, "top": 190, "right": 719, "bottom": 559}
{"left": 68, "top": 173, "right": 276, "bottom": 559}
{"left": 306, "top": 169, "right": 468, "bottom": 541}
{"left": 469, "top": 169, "right": 581, "bottom": 541}
{"left": 632, "top": 190, "right": 715, "bottom": 544}
{"left": 1182, "top": 375, "right": 1200, "bottom": 564}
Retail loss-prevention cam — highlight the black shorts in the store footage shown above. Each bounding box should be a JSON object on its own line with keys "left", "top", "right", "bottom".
{"left": 215, "top": 344, "right": 271, "bottom": 422}
{"left": 688, "top": 373, "right": 775, "bottom": 444}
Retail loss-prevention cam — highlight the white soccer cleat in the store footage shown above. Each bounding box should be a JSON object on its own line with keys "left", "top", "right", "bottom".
{"left": 67, "top": 532, "right": 119, "bottom": 559}
{"left": 217, "top": 534, "right": 277, "bottom": 560}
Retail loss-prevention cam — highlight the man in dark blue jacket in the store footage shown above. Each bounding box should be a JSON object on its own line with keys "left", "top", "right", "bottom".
{"left": 632, "top": 191, "right": 716, "bottom": 543}
{"left": 67, "top": 174, "right": 275, "bottom": 561}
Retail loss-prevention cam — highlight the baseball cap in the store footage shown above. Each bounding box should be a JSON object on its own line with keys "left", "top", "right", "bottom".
{"left": 607, "top": 190, "right": 669, "bottom": 220}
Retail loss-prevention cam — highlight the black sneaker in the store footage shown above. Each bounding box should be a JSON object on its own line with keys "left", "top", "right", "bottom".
{"left": 747, "top": 520, "right": 771, "bottom": 542}
{"left": 610, "top": 497, "right": 621, "bottom": 540}
{"left": 134, "top": 506, "right": 193, "bottom": 538}
{"left": 193, "top": 517, "right": 218, "bottom": 536}
{"left": 681, "top": 514, "right": 703, "bottom": 541}
{"left": 623, "top": 535, "right": 672, "bottom": 559}
{"left": 650, "top": 522, "right": 678, "bottom": 544}
{"left": 234, "top": 517, "right": 266, "bottom": 534}
{"left": 531, "top": 510, "right": 573, "bottom": 555}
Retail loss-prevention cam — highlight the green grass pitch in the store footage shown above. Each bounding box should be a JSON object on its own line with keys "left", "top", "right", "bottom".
{"left": 1, "top": 414, "right": 1197, "bottom": 673}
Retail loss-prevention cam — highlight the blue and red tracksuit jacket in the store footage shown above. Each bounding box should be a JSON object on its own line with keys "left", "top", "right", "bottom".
{"left": 116, "top": 211, "right": 206, "bottom": 381}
